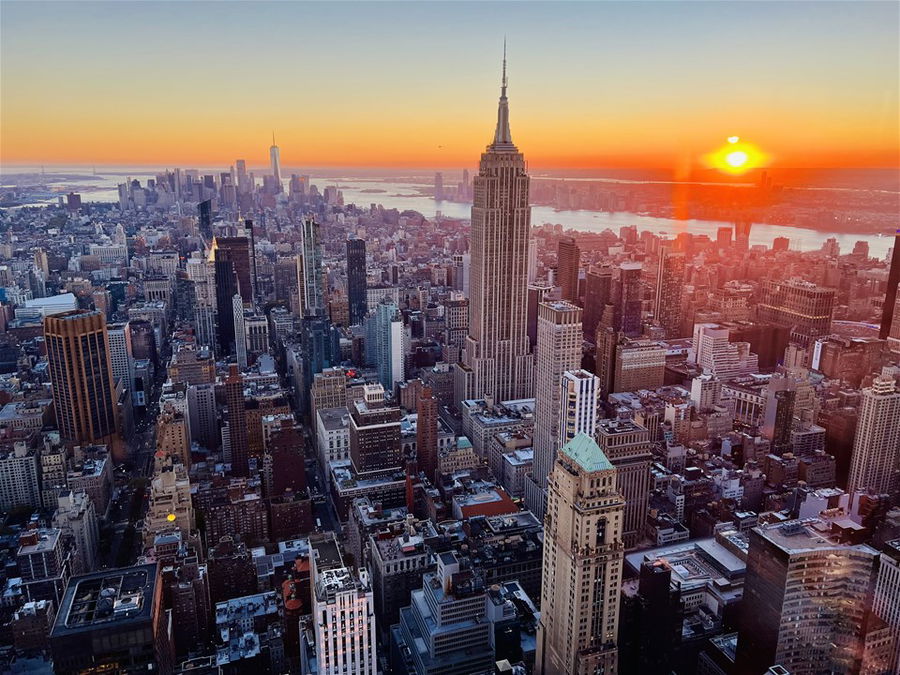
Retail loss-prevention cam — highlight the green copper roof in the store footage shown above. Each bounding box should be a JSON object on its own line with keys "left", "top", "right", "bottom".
{"left": 561, "top": 433, "right": 615, "bottom": 473}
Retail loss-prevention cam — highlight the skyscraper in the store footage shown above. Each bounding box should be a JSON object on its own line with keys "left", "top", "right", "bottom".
{"left": 455, "top": 49, "right": 533, "bottom": 405}
{"left": 558, "top": 369, "right": 600, "bottom": 446}
{"left": 269, "top": 132, "right": 281, "bottom": 187}
{"left": 299, "top": 217, "right": 324, "bottom": 317}
{"left": 847, "top": 374, "right": 900, "bottom": 497}
{"left": 758, "top": 278, "right": 835, "bottom": 347}
{"left": 557, "top": 236, "right": 580, "bottom": 302}
{"left": 211, "top": 236, "right": 253, "bottom": 302}
{"left": 347, "top": 238, "right": 368, "bottom": 325}
{"left": 536, "top": 433, "right": 624, "bottom": 675}
{"left": 879, "top": 231, "right": 900, "bottom": 340}
{"left": 369, "top": 298, "right": 405, "bottom": 393}
{"left": 44, "top": 310, "right": 120, "bottom": 451}
{"left": 213, "top": 255, "right": 237, "bottom": 356}
{"left": 526, "top": 300, "right": 582, "bottom": 519}
{"left": 416, "top": 385, "right": 438, "bottom": 483}
{"left": 596, "top": 417, "right": 652, "bottom": 548}
{"left": 224, "top": 365, "right": 249, "bottom": 477}
{"left": 654, "top": 246, "right": 685, "bottom": 338}
{"left": 198, "top": 199, "right": 212, "bottom": 240}
{"left": 736, "top": 519, "right": 881, "bottom": 674}
{"left": 583, "top": 266, "right": 612, "bottom": 339}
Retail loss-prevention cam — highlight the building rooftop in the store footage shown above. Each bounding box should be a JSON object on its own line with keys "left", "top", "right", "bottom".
{"left": 52, "top": 564, "right": 157, "bottom": 637}
{"left": 560, "top": 433, "right": 614, "bottom": 473}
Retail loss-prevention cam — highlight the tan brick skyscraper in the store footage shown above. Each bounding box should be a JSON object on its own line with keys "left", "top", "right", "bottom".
{"left": 455, "top": 46, "right": 533, "bottom": 407}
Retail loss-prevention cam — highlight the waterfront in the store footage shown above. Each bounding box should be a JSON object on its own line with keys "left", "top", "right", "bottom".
{"left": 2, "top": 167, "right": 896, "bottom": 258}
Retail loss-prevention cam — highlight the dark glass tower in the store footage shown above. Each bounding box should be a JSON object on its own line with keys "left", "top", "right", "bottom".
{"left": 347, "top": 238, "right": 368, "bottom": 325}
{"left": 879, "top": 231, "right": 900, "bottom": 339}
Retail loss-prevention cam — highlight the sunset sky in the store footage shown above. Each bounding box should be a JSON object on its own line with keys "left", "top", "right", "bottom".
{"left": 2, "top": 1, "right": 898, "bottom": 170}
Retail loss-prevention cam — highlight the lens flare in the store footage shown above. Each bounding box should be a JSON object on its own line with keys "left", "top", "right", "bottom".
{"left": 727, "top": 136, "right": 740, "bottom": 144}
{"left": 167, "top": 513, "right": 177, "bottom": 522}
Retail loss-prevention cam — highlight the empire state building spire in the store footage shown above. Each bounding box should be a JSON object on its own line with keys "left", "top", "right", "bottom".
{"left": 492, "top": 40, "right": 515, "bottom": 150}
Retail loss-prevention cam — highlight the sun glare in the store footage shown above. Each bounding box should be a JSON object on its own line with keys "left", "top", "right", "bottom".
{"left": 706, "top": 136, "right": 767, "bottom": 175}
{"left": 726, "top": 151, "right": 748, "bottom": 167}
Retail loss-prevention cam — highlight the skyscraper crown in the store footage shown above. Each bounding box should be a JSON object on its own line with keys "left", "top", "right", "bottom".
{"left": 490, "top": 40, "right": 516, "bottom": 151}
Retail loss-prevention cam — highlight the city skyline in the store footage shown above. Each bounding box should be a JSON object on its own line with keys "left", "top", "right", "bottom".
{"left": 2, "top": 1, "right": 898, "bottom": 169}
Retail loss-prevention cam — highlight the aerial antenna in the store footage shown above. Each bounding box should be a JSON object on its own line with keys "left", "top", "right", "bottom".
{"left": 502, "top": 37, "right": 507, "bottom": 94}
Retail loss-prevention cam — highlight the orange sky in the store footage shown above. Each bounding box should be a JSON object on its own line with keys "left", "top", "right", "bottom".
{"left": 2, "top": 2, "right": 898, "bottom": 170}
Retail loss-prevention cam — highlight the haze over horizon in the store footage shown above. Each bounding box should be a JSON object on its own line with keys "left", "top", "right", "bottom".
{"left": 2, "top": 1, "right": 898, "bottom": 171}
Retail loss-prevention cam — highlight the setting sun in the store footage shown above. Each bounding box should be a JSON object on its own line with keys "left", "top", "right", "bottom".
{"left": 705, "top": 136, "right": 768, "bottom": 175}
{"left": 726, "top": 150, "right": 749, "bottom": 167}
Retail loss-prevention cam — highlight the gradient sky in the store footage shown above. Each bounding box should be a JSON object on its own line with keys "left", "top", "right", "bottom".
{"left": 2, "top": 1, "right": 898, "bottom": 170}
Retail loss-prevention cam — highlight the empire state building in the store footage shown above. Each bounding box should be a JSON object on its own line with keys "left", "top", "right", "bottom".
{"left": 455, "top": 50, "right": 534, "bottom": 405}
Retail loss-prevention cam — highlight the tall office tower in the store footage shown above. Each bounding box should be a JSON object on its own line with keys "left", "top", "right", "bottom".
{"left": 527, "top": 238, "right": 538, "bottom": 283}
{"left": 889, "top": 294, "right": 900, "bottom": 355}
{"left": 235, "top": 159, "right": 248, "bottom": 193}
{"left": 106, "top": 322, "right": 133, "bottom": 387}
{"left": 349, "top": 384, "right": 402, "bottom": 476}
{"left": 187, "top": 383, "right": 219, "bottom": 451}
{"left": 557, "top": 236, "right": 580, "bottom": 302}
{"left": 583, "top": 266, "right": 612, "bottom": 339}
{"left": 879, "top": 231, "right": 900, "bottom": 339}
{"left": 211, "top": 236, "right": 253, "bottom": 302}
{"left": 873, "top": 540, "right": 900, "bottom": 674}
{"left": 596, "top": 417, "right": 652, "bottom": 548}
{"left": 269, "top": 133, "right": 281, "bottom": 186}
{"left": 450, "top": 253, "right": 470, "bottom": 295}
{"left": 758, "top": 278, "right": 836, "bottom": 347}
{"left": 847, "top": 375, "right": 900, "bottom": 497}
{"left": 370, "top": 298, "right": 405, "bottom": 393}
{"left": 300, "top": 315, "right": 341, "bottom": 414}
{"left": 246, "top": 219, "right": 260, "bottom": 301}
{"left": 654, "top": 247, "right": 685, "bottom": 338}
{"left": 559, "top": 369, "right": 600, "bottom": 446}
{"left": 526, "top": 283, "right": 552, "bottom": 350}
{"left": 232, "top": 296, "right": 247, "bottom": 370}
{"left": 347, "top": 238, "right": 368, "bottom": 325}
{"left": 536, "top": 434, "right": 624, "bottom": 675}
{"left": 299, "top": 217, "right": 324, "bottom": 316}
{"left": 197, "top": 199, "right": 212, "bottom": 240}
{"left": 433, "top": 172, "right": 443, "bottom": 200}
{"left": 416, "top": 386, "right": 439, "bottom": 482}
{"left": 311, "top": 533, "right": 377, "bottom": 675}
{"left": 214, "top": 260, "right": 237, "bottom": 356}
{"left": 594, "top": 313, "right": 618, "bottom": 395}
{"left": 618, "top": 262, "right": 644, "bottom": 338}
{"left": 736, "top": 519, "right": 881, "bottom": 675}
{"left": 716, "top": 226, "right": 732, "bottom": 250}
{"left": 733, "top": 219, "right": 752, "bottom": 251}
{"left": 526, "top": 301, "right": 582, "bottom": 519}
{"left": 44, "top": 310, "right": 120, "bottom": 450}
{"left": 224, "top": 365, "right": 250, "bottom": 477}
{"left": 52, "top": 490, "right": 99, "bottom": 575}
{"left": 272, "top": 256, "right": 299, "bottom": 306}
{"left": 443, "top": 297, "right": 469, "bottom": 363}
{"left": 762, "top": 388, "right": 796, "bottom": 452}
{"left": 455, "top": 51, "right": 533, "bottom": 405}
